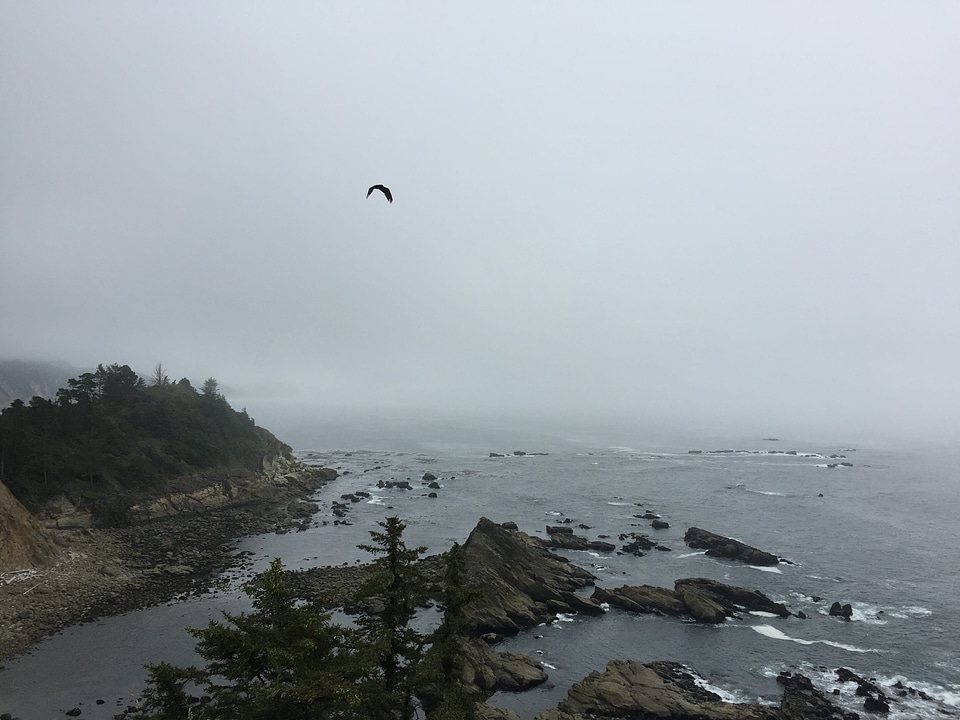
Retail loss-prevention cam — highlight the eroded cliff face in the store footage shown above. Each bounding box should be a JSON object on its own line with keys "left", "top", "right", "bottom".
{"left": 0, "top": 480, "right": 55, "bottom": 573}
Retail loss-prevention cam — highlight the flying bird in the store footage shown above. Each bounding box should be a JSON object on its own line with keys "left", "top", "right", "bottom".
{"left": 366, "top": 184, "right": 393, "bottom": 203}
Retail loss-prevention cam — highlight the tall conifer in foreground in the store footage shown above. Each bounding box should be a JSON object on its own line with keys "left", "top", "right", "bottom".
{"left": 354, "top": 516, "right": 429, "bottom": 719}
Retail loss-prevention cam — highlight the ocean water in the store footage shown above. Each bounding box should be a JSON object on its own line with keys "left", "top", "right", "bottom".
{"left": 1, "top": 414, "right": 958, "bottom": 719}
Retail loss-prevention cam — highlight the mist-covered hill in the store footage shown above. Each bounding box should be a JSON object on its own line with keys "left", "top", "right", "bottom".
{"left": 0, "top": 359, "right": 79, "bottom": 408}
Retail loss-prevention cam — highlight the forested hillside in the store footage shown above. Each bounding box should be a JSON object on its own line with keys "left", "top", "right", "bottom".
{"left": 0, "top": 363, "right": 270, "bottom": 513}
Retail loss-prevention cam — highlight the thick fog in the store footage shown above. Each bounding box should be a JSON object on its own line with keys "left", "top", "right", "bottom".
{"left": 2, "top": 3, "right": 958, "bottom": 442}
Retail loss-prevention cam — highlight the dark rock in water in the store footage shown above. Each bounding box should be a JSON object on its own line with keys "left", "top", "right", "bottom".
{"left": 684, "top": 527, "right": 781, "bottom": 566}
{"left": 427, "top": 481, "right": 441, "bottom": 489}
{"left": 618, "top": 531, "right": 665, "bottom": 556}
{"left": 545, "top": 527, "right": 616, "bottom": 553}
{"left": 489, "top": 452, "right": 504, "bottom": 457}
{"left": 777, "top": 671, "right": 861, "bottom": 720}
{"left": 592, "top": 584, "right": 686, "bottom": 617}
{"left": 829, "top": 602, "right": 853, "bottom": 619}
{"left": 863, "top": 695, "right": 890, "bottom": 713}
{"left": 459, "top": 517, "right": 602, "bottom": 636}
{"left": 651, "top": 519, "right": 670, "bottom": 530}
{"left": 594, "top": 578, "right": 790, "bottom": 624}
{"left": 676, "top": 578, "right": 791, "bottom": 620}
{"left": 66, "top": 709, "right": 81, "bottom": 717}
{"left": 427, "top": 492, "right": 438, "bottom": 498}
{"left": 513, "top": 450, "right": 526, "bottom": 456}
{"left": 422, "top": 472, "right": 437, "bottom": 482}
{"left": 836, "top": 667, "right": 889, "bottom": 713}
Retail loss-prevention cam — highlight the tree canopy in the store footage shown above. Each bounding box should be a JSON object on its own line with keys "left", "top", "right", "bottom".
{"left": 138, "top": 517, "right": 482, "bottom": 720}
{"left": 0, "top": 363, "right": 268, "bottom": 513}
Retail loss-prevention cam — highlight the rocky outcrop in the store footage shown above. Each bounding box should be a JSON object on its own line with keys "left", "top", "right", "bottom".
{"left": 122, "top": 460, "right": 336, "bottom": 525}
{"left": 534, "top": 660, "right": 854, "bottom": 720}
{"left": 0, "top": 480, "right": 55, "bottom": 573}
{"left": 594, "top": 583, "right": 687, "bottom": 616}
{"left": 460, "top": 518, "right": 604, "bottom": 636}
{"left": 535, "top": 660, "right": 774, "bottom": 720}
{"left": 593, "top": 578, "right": 790, "bottom": 624}
{"left": 684, "top": 527, "right": 782, "bottom": 566}
{"left": 460, "top": 638, "right": 548, "bottom": 692}
{"left": 546, "top": 526, "right": 617, "bottom": 553}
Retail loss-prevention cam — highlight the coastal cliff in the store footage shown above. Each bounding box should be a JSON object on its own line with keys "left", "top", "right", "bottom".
{"left": 0, "top": 480, "right": 55, "bottom": 574}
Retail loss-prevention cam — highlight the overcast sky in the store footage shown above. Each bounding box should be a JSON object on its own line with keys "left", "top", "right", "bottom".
{"left": 2, "top": 2, "right": 958, "bottom": 442}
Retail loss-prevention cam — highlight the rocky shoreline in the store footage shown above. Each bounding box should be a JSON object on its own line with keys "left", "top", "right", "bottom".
{"left": 0, "top": 461, "right": 337, "bottom": 665}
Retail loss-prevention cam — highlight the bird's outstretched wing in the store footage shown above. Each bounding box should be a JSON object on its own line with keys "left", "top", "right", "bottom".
{"left": 367, "top": 184, "right": 393, "bottom": 203}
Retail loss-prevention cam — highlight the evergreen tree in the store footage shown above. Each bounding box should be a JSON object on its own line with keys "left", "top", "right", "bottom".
{"left": 418, "top": 543, "right": 481, "bottom": 720}
{"left": 142, "top": 559, "right": 363, "bottom": 719}
{"left": 355, "top": 516, "right": 429, "bottom": 719}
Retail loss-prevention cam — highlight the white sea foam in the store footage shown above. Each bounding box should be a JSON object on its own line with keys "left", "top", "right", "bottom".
{"left": 751, "top": 625, "right": 877, "bottom": 653}
{"left": 677, "top": 550, "right": 708, "bottom": 558}
{"left": 750, "top": 565, "right": 783, "bottom": 574}
{"left": 366, "top": 495, "right": 385, "bottom": 505}
{"left": 554, "top": 613, "right": 578, "bottom": 623}
{"left": 745, "top": 489, "right": 787, "bottom": 497}
{"left": 799, "top": 663, "right": 960, "bottom": 719}
{"left": 541, "top": 662, "right": 558, "bottom": 670}
{"left": 749, "top": 611, "right": 781, "bottom": 618}
{"left": 816, "top": 601, "right": 888, "bottom": 625}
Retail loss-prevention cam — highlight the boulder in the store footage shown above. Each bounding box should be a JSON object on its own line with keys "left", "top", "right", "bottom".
{"left": 684, "top": 527, "right": 781, "bottom": 566}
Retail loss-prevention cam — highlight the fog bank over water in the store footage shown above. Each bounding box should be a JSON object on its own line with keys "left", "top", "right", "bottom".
{"left": 3, "top": 3, "right": 958, "bottom": 443}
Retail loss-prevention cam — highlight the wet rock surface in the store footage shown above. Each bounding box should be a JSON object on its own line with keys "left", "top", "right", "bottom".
{"left": 684, "top": 526, "right": 783, "bottom": 566}
{"left": 594, "top": 577, "right": 791, "bottom": 623}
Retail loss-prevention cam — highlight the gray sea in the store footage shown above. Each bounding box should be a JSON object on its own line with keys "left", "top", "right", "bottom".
{"left": 1, "top": 412, "right": 958, "bottom": 719}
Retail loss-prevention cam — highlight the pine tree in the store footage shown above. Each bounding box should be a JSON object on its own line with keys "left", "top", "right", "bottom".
{"left": 418, "top": 542, "right": 481, "bottom": 720}
{"left": 142, "top": 559, "right": 364, "bottom": 719}
{"left": 355, "top": 516, "right": 429, "bottom": 719}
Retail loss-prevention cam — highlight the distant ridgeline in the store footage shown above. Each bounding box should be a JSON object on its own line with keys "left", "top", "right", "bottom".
{"left": 0, "top": 363, "right": 277, "bottom": 513}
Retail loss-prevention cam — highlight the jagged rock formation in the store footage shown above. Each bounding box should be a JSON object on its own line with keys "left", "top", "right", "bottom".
{"left": 594, "top": 578, "right": 790, "bottom": 624}
{"left": 684, "top": 527, "right": 782, "bottom": 565}
{"left": 460, "top": 518, "right": 604, "bottom": 636}
{"left": 0, "top": 480, "right": 55, "bottom": 573}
